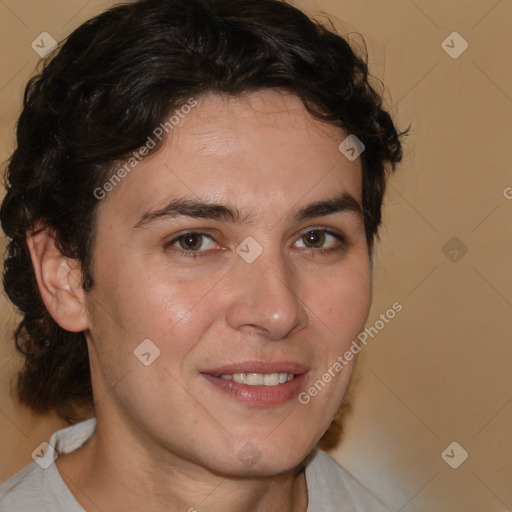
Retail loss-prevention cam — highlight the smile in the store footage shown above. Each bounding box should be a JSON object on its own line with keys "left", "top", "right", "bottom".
{"left": 211, "top": 372, "right": 296, "bottom": 386}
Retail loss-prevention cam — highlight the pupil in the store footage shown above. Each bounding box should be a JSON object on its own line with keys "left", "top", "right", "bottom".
{"left": 305, "top": 230, "right": 324, "bottom": 248}
{"left": 181, "top": 234, "right": 202, "bottom": 250}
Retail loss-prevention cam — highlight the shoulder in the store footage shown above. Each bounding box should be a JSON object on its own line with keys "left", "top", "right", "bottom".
{"left": 0, "top": 461, "right": 47, "bottom": 511}
{"left": 305, "top": 449, "right": 391, "bottom": 512}
{"left": 0, "top": 419, "right": 95, "bottom": 511}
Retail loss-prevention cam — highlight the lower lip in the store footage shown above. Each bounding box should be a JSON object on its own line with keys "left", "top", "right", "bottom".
{"left": 202, "top": 373, "right": 308, "bottom": 407}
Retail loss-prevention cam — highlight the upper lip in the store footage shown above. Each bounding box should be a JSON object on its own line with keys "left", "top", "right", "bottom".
{"left": 202, "top": 361, "right": 309, "bottom": 375}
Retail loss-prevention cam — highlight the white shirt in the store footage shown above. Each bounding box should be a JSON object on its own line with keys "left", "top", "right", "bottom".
{"left": 0, "top": 419, "right": 390, "bottom": 511}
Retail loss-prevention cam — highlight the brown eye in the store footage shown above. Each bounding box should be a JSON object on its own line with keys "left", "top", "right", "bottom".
{"left": 178, "top": 233, "right": 204, "bottom": 250}
{"left": 294, "top": 229, "right": 345, "bottom": 253}
{"left": 168, "top": 232, "right": 217, "bottom": 252}
{"left": 302, "top": 230, "right": 326, "bottom": 248}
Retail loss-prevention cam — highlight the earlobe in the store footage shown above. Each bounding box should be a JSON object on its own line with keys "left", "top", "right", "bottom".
{"left": 26, "top": 227, "right": 89, "bottom": 333}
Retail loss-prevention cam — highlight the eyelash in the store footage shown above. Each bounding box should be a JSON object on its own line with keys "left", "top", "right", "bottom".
{"left": 165, "top": 230, "right": 216, "bottom": 259}
{"left": 165, "top": 228, "right": 348, "bottom": 259}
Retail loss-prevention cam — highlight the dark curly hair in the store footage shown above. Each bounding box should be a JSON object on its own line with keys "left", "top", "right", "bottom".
{"left": 1, "top": 0, "right": 404, "bottom": 431}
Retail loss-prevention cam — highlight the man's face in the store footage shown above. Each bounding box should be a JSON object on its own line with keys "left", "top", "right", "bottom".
{"left": 85, "top": 90, "right": 371, "bottom": 476}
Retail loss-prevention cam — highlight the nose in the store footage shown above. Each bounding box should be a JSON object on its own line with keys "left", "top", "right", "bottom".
{"left": 225, "top": 250, "right": 308, "bottom": 340}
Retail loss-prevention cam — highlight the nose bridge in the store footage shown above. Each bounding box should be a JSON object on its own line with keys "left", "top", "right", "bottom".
{"left": 253, "top": 246, "right": 295, "bottom": 302}
{"left": 226, "top": 243, "right": 307, "bottom": 339}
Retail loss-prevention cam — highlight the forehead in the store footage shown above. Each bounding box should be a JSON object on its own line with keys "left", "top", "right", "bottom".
{"left": 98, "top": 90, "right": 362, "bottom": 224}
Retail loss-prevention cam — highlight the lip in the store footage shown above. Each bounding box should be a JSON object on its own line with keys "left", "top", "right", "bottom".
{"left": 201, "top": 361, "right": 309, "bottom": 407}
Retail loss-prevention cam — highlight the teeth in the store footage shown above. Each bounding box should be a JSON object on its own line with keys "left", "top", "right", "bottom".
{"left": 217, "top": 372, "right": 295, "bottom": 386}
{"left": 246, "top": 373, "right": 264, "bottom": 385}
{"left": 263, "top": 373, "right": 279, "bottom": 386}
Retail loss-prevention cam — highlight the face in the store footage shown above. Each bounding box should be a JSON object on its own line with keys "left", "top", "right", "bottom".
{"left": 85, "top": 90, "right": 372, "bottom": 476}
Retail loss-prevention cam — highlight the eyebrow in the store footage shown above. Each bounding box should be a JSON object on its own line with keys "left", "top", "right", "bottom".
{"left": 133, "top": 192, "right": 363, "bottom": 229}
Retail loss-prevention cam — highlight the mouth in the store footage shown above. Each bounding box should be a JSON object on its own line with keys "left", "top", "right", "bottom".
{"left": 211, "top": 372, "right": 296, "bottom": 386}
{"left": 201, "top": 361, "right": 309, "bottom": 407}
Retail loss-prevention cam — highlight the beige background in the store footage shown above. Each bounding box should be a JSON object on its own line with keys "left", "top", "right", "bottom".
{"left": 1, "top": 1, "right": 511, "bottom": 510}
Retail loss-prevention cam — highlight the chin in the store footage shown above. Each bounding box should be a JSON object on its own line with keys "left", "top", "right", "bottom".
{"left": 226, "top": 433, "right": 318, "bottom": 478}
{"left": 184, "top": 433, "right": 314, "bottom": 479}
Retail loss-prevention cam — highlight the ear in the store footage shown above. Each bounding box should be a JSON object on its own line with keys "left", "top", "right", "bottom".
{"left": 26, "top": 227, "right": 88, "bottom": 333}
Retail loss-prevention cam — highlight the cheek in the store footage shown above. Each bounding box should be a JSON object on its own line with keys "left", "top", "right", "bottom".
{"left": 88, "top": 261, "right": 224, "bottom": 362}
{"left": 309, "top": 259, "right": 372, "bottom": 342}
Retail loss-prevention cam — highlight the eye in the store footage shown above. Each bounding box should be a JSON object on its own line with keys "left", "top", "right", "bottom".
{"left": 167, "top": 232, "right": 218, "bottom": 253}
{"left": 294, "top": 229, "right": 345, "bottom": 252}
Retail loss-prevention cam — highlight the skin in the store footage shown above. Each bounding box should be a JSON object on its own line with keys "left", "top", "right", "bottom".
{"left": 27, "top": 90, "right": 372, "bottom": 511}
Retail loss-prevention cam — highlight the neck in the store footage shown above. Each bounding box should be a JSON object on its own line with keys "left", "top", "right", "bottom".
{"left": 55, "top": 417, "right": 309, "bottom": 512}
